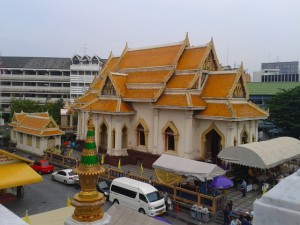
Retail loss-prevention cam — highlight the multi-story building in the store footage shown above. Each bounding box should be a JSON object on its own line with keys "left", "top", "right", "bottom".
{"left": 0, "top": 55, "right": 104, "bottom": 121}
{"left": 70, "top": 55, "right": 104, "bottom": 103}
{"left": 253, "top": 61, "right": 299, "bottom": 82}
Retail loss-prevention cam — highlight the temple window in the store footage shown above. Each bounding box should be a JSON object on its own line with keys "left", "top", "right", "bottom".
{"left": 20, "top": 133, "right": 23, "bottom": 144}
{"left": 112, "top": 129, "right": 115, "bottom": 149}
{"left": 36, "top": 137, "right": 40, "bottom": 148}
{"left": 122, "top": 126, "right": 128, "bottom": 148}
{"left": 136, "top": 124, "right": 145, "bottom": 146}
{"left": 165, "top": 127, "right": 175, "bottom": 151}
{"left": 27, "top": 135, "right": 32, "bottom": 146}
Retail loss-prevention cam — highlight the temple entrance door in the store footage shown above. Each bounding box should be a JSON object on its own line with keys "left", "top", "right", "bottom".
{"left": 47, "top": 136, "right": 55, "bottom": 150}
{"left": 205, "top": 129, "right": 222, "bottom": 166}
{"left": 99, "top": 123, "right": 108, "bottom": 154}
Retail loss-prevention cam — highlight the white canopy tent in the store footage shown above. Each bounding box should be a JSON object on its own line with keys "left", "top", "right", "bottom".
{"left": 152, "top": 154, "right": 226, "bottom": 182}
{"left": 217, "top": 137, "right": 300, "bottom": 169}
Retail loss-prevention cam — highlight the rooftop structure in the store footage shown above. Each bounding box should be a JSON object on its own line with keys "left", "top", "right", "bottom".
{"left": 253, "top": 61, "right": 299, "bottom": 82}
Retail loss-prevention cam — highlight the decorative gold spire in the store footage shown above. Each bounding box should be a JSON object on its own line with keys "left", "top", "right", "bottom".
{"left": 71, "top": 115, "right": 106, "bottom": 222}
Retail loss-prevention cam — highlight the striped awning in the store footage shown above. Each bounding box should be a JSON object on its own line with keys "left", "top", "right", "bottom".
{"left": 0, "top": 163, "right": 43, "bottom": 189}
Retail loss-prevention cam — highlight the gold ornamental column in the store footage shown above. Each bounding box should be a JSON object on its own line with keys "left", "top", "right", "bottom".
{"left": 70, "top": 117, "right": 107, "bottom": 222}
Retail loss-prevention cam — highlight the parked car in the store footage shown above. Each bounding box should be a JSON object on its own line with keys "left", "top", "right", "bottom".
{"left": 96, "top": 180, "right": 111, "bottom": 198}
{"left": 31, "top": 159, "right": 54, "bottom": 174}
{"left": 51, "top": 169, "right": 78, "bottom": 185}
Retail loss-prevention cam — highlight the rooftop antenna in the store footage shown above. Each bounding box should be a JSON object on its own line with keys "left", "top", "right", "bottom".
{"left": 226, "top": 47, "right": 229, "bottom": 66}
{"left": 82, "top": 43, "right": 88, "bottom": 55}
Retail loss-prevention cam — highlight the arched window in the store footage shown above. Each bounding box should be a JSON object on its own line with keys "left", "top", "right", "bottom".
{"left": 111, "top": 129, "right": 115, "bottom": 149}
{"left": 122, "top": 126, "right": 128, "bottom": 148}
{"left": 241, "top": 131, "right": 248, "bottom": 144}
{"left": 165, "top": 127, "right": 175, "bottom": 151}
{"left": 136, "top": 124, "right": 145, "bottom": 146}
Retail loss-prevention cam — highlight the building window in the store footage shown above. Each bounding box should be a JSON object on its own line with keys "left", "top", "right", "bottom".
{"left": 27, "top": 135, "right": 32, "bottom": 146}
{"left": 112, "top": 129, "right": 115, "bottom": 149}
{"left": 122, "top": 126, "right": 128, "bottom": 148}
{"left": 36, "top": 137, "right": 40, "bottom": 148}
{"left": 165, "top": 127, "right": 175, "bottom": 151}
{"left": 136, "top": 124, "right": 145, "bottom": 146}
{"left": 20, "top": 133, "right": 23, "bottom": 144}
{"left": 13, "top": 131, "right": 16, "bottom": 138}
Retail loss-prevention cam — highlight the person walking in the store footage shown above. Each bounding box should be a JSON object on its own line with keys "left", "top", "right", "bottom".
{"left": 223, "top": 204, "right": 230, "bottom": 225}
{"left": 241, "top": 179, "right": 247, "bottom": 197}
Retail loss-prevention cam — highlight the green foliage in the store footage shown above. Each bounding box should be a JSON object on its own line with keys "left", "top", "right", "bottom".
{"left": 10, "top": 98, "right": 64, "bottom": 125}
{"left": 10, "top": 98, "right": 44, "bottom": 119}
{"left": 266, "top": 86, "right": 300, "bottom": 138}
{"left": 44, "top": 99, "right": 64, "bottom": 125}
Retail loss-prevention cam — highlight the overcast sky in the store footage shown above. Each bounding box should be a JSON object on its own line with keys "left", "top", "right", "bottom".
{"left": 1, "top": 0, "right": 299, "bottom": 74}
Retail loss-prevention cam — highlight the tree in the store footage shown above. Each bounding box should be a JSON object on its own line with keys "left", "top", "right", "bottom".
{"left": 266, "top": 86, "right": 300, "bottom": 138}
{"left": 45, "top": 98, "right": 64, "bottom": 125}
{"left": 10, "top": 98, "right": 64, "bottom": 125}
{"left": 10, "top": 98, "right": 43, "bottom": 119}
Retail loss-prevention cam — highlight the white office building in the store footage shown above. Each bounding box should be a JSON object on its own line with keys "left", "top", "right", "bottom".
{"left": 70, "top": 55, "right": 103, "bottom": 103}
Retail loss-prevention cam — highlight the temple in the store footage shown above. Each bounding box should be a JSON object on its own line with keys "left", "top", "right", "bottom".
{"left": 71, "top": 34, "right": 268, "bottom": 166}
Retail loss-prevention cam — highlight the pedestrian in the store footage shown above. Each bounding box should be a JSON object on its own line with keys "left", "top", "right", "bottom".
{"left": 223, "top": 204, "right": 230, "bottom": 225}
{"left": 241, "top": 179, "right": 247, "bottom": 197}
{"left": 230, "top": 217, "right": 241, "bottom": 225}
{"left": 228, "top": 200, "right": 233, "bottom": 215}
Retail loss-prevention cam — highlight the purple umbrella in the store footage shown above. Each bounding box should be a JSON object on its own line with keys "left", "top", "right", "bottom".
{"left": 209, "top": 176, "right": 234, "bottom": 189}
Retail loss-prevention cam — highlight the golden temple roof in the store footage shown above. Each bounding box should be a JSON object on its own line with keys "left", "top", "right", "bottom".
{"left": 82, "top": 99, "right": 135, "bottom": 113}
{"left": 166, "top": 74, "right": 197, "bottom": 89}
{"left": 176, "top": 47, "right": 207, "bottom": 70}
{"left": 72, "top": 37, "right": 267, "bottom": 120}
{"left": 75, "top": 92, "right": 98, "bottom": 104}
{"left": 124, "top": 88, "right": 162, "bottom": 100}
{"left": 10, "top": 112, "right": 64, "bottom": 137}
{"left": 196, "top": 101, "right": 268, "bottom": 119}
{"left": 126, "top": 70, "right": 170, "bottom": 84}
{"left": 118, "top": 44, "right": 183, "bottom": 68}
{"left": 201, "top": 73, "right": 237, "bottom": 98}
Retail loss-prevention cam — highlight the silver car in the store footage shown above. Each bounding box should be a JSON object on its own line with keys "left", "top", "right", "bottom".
{"left": 51, "top": 169, "right": 78, "bottom": 185}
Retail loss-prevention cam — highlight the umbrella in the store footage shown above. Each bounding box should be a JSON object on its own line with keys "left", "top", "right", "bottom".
{"left": 208, "top": 176, "right": 234, "bottom": 189}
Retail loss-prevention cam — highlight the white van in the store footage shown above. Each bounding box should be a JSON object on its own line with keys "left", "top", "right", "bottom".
{"left": 109, "top": 177, "right": 166, "bottom": 216}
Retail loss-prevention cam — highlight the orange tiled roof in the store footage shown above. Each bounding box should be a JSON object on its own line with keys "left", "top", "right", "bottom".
{"left": 42, "top": 130, "right": 65, "bottom": 136}
{"left": 82, "top": 99, "right": 135, "bottom": 113}
{"left": 19, "top": 116, "right": 49, "bottom": 130}
{"left": 101, "top": 57, "right": 119, "bottom": 74}
{"left": 75, "top": 92, "right": 98, "bottom": 104}
{"left": 124, "top": 89, "right": 161, "bottom": 99}
{"left": 201, "top": 73, "right": 237, "bottom": 98}
{"left": 111, "top": 74, "right": 127, "bottom": 96}
{"left": 166, "top": 74, "right": 196, "bottom": 89}
{"left": 14, "top": 127, "right": 42, "bottom": 136}
{"left": 176, "top": 47, "right": 207, "bottom": 70}
{"left": 90, "top": 77, "right": 103, "bottom": 90}
{"left": 11, "top": 112, "right": 64, "bottom": 137}
{"left": 190, "top": 95, "right": 206, "bottom": 107}
{"left": 15, "top": 113, "right": 26, "bottom": 122}
{"left": 197, "top": 103, "right": 232, "bottom": 118}
{"left": 232, "top": 103, "right": 268, "bottom": 118}
{"left": 156, "top": 94, "right": 189, "bottom": 107}
{"left": 118, "top": 44, "right": 183, "bottom": 69}
{"left": 197, "top": 102, "right": 268, "bottom": 119}
{"left": 14, "top": 127, "right": 64, "bottom": 136}
{"left": 155, "top": 93, "right": 206, "bottom": 108}
{"left": 126, "top": 70, "right": 170, "bottom": 83}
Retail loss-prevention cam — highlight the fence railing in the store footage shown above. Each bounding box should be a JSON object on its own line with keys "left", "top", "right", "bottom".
{"left": 100, "top": 167, "right": 225, "bottom": 213}
{"left": 44, "top": 150, "right": 79, "bottom": 168}
{"left": 44, "top": 151, "right": 225, "bottom": 213}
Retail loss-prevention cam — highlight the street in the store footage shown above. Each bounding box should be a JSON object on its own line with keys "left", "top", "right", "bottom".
{"left": 2, "top": 170, "right": 193, "bottom": 225}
